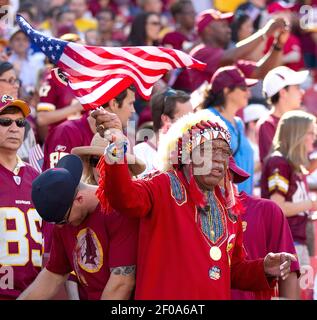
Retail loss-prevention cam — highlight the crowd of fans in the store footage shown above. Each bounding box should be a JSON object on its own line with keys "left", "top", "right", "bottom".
{"left": 1, "top": 0, "right": 317, "bottom": 300}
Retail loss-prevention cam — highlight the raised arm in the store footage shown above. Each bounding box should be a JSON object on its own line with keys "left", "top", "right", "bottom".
{"left": 92, "top": 108, "right": 155, "bottom": 217}
{"left": 37, "top": 100, "right": 82, "bottom": 126}
{"left": 221, "top": 18, "right": 287, "bottom": 66}
{"left": 250, "top": 29, "right": 289, "bottom": 80}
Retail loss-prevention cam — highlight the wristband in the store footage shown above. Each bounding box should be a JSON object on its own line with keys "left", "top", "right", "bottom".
{"left": 105, "top": 141, "right": 127, "bottom": 163}
{"left": 273, "top": 44, "right": 282, "bottom": 51}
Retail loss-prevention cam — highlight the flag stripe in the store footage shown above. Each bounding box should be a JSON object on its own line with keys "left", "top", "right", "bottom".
{"left": 69, "top": 43, "right": 180, "bottom": 72}
{"left": 62, "top": 45, "right": 179, "bottom": 80}
{"left": 29, "top": 144, "right": 44, "bottom": 173}
{"left": 77, "top": 78, "right": 134, "bottom": 108}
{"left": 60, "top": 58, "right": 156, "bottom": 97}
{"left": 73, "top": 77, "right": 124, "bottom": 105}
{"left": 61, "top": 48, "right": 164, "bottom": 87}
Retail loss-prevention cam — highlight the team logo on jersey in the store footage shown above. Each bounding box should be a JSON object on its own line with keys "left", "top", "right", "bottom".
{"left": 226, "top": 234, "right": 236, "bottom": 266}
{"left": 1, "top": 94, "right": 14, "bottom": 103}
{"left": 13, "top": 175, "right": 21, "bottom": 185}
{"left": 209, "top": 266, "right": 221, "bottom": 280}
{"left": 74, "top": 228, "right": 103, "bottom": 275}
{"left": 55, "top": 145, "right": 67, "bottom": 152}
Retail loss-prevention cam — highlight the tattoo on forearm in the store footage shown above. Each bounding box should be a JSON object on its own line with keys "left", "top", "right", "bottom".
{"left": 110, "top": 265, "right": 136, "bottom": 276}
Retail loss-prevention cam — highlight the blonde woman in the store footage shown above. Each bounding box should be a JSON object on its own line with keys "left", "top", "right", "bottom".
{"left": 261, "top": 110, "right": 317, "bottom": 279}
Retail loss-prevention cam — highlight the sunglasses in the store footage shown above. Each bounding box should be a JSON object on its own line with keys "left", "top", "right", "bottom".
{"left": 89, "top": 156, "right": 100, "bottom": 168}
{"left": 55, "top": 204, "right": 72, "bottom": 225}
{"left": 55, "top": 189, "right": 79, "bottom": 225}
{"left": 0, "top": 118, "right": 26, "bottom": 128}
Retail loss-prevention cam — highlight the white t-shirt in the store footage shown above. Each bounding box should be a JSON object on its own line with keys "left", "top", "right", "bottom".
{"left": 133, "top": 142, "right": 158, "bottom": 178}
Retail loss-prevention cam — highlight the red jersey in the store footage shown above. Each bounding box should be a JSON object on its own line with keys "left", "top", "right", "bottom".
{"left": 46, "top": 205, "right": 138, "bottom": 300}
{"left": 37, "top": 71, "right": 75, "bottom": 130}
{"left": 231, "top": 192, "right": 300, "bottom": 300}
{"left": 104, "top": 163, "right": 275, "bottom": 299}
{"left": 256, "top": 113, "right": 280, "bottom": 163}
{"left": 43, "top": 114, "right": 94, "bottom": 171}
{"left": 0, "top": 161, "right": 43, "bottom": 299}
{"left": 261, "top": 154, "right": 310, "bottom": 244}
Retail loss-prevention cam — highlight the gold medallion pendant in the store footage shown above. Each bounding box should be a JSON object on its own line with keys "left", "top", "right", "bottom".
{"left": 209, "top": 246, "right": 222, "bottom": 261}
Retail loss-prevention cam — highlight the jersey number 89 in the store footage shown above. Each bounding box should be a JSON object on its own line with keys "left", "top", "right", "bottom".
{"left": 0, "top": 207, "right": 43, "bottom": 267}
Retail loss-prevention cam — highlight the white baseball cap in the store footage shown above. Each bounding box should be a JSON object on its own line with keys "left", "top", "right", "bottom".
{"left": 243, "top": 104, "right": 269, "bottom": 123}
{"left": 262, "top": 66, "right": 309, "bottom": 98}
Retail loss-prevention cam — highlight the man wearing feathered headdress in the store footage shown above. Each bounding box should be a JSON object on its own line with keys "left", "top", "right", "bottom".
{"left": 92, "top": 108, "right": 296, "bottom": 300}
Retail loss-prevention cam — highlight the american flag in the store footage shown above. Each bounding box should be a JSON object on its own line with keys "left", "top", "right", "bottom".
{"left": 16, "top": 15, "right": 206, "bottom": 111}
{"left": 29, "top": 144, "right": 44, "bottom": 173}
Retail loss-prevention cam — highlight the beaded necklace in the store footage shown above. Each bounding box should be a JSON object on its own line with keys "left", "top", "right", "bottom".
{"left": 198, "top": 190, "right": 228, "bottom": 247}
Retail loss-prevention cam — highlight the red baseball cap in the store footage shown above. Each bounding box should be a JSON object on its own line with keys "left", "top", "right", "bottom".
{"left": 0, "top": 94, "right": 30, "bottom": 117}
{"left": 267, "top": 1, "right": 296, "bottom": 14}
{"left": 196, "top": 9, "right": 234, "bottom": 34}
{"left": 210, "top": 66, "right": 258, "bottom": 94}
{"left": 229, "top": 156, "right": 250, "bottom": 183}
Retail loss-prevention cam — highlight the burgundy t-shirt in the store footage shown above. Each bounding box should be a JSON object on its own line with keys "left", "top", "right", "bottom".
{"left": 46, "top": 205, "right": 139, "bottom": 300}
{"left": 231, "top": 192, "right": 300, "bottom": 300}
{"left": 43, "top": 114, "right": 94, "bottom": 171}
{"left": 178, "top": 44, "right": 257, "bottom": 92}
{"left": 261, "top": 155, "right": 309, "bottom": 244}
{"left": 256, "top": 113, "right": 280, "bottom": 163}
{"left": 161, "top": 31, "right": 197, "bottom": 51}
{"left": 0, "top": 163, "right": 43, "bottom": 299}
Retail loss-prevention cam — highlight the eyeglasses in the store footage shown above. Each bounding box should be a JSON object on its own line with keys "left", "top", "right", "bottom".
{"left": 0, "top": 78, "right": 21, "bottom": 86}
{"left": 55, "top": 204, "right": 72, "bottom": 225}
{"left": 148, "top": 21, "right": 161, "bottom": 26}
{"left": 89, "top": 155, "right": 100, "bottom": 168}
{"left": 0, "top": 118, "right": 26, "bottom": 128}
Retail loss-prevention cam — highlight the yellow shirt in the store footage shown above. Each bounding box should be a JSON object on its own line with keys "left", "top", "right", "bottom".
{"left": 39, "top": 20, "right": 50, "bottom": 30}
{"left": 214, "top": 0, "right": 246, "bottom": 12}
{"left": 75, "top": 18, "right": 97, "bottom": 32}
{"left": 40, "top": 19, "right": 97, "bottom": 33}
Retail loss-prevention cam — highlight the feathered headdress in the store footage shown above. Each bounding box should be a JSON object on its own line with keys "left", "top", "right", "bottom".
{"left": 158, "top": 110, "right": 242, "bottom": 213}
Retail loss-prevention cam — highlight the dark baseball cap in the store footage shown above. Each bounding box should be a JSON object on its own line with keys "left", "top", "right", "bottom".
{"left": 211, "top": 66, "right": 258, "bottom": 94}
{"left": 32, "top": 154, "right": 83, "bottom": 223}
{"left": 229, "top": 156, "right": 250, "bottom": 183}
